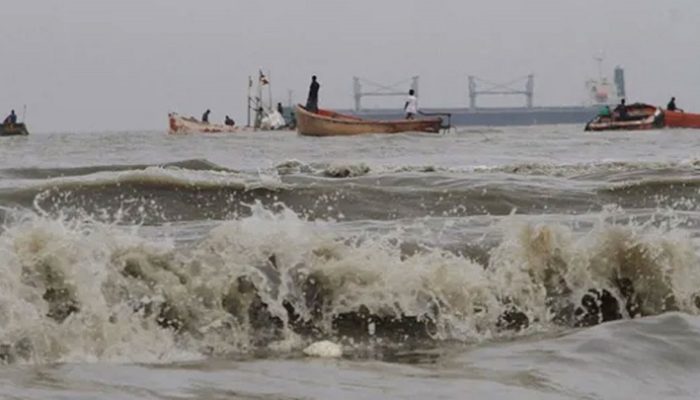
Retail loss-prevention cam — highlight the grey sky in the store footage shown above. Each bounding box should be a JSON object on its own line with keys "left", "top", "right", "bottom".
{"left": 2, "top": 0, "right": 699, "bottom": 132}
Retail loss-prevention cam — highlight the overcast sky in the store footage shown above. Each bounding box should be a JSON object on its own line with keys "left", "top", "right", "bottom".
{"left": 2, "top": 0, "right": 699, "bottom": 132}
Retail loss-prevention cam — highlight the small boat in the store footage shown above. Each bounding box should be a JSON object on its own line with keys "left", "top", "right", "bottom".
{"left": 168, "top": 113, "right": 240, "bottom": 134}
{"left": 585, "top": 104, "right": 662, "bottom": 131}
{"left": 295, "top": 105, "right": 444, "bottom": 136}
{"left": 0, "top": 123, "right": 29, "bottom": 136}
{"left": 585, "top": 103, "right": 700, "bottom": 131}
{"left": 664, "top": 109, "right": 700, "bottom": 129}
{"left": 168, "top": 111, "right": 288, "bottom": 134}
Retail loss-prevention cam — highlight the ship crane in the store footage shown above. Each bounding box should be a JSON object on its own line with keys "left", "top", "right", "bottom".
{"left": 353, "top": 76, "right": 419, "bottom": 111}
{"left": 468, "top": 74, "right": 534, "bottom": 109}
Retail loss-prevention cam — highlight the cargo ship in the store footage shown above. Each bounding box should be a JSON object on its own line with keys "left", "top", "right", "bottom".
{"left": 343, "top": 63, "right": 626, "bottom": 127}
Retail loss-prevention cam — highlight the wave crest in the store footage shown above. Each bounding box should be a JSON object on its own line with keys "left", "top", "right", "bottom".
{"left": 0, "top": 206, "right": 698, "bottom": 364}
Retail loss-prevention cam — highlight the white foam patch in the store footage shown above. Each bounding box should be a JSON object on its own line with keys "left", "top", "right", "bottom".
{"left": 303, "top": 340, "right": 343, "bottom": 358}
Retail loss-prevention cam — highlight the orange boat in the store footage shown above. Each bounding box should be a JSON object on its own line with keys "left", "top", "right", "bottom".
{"left": 585, "top": 103, "right": 700, "bottom": 131}
{"left": 664, "top": 109, "right": 700, "bottom": 129}
{"left": 295, "top": 105, "right": 444, "bottom": 136}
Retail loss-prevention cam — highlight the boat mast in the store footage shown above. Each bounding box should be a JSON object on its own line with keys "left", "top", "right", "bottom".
{"left": 246, "top": 75, "right": 252, "bottom": 127}
{"left": 256, "top": 71, "right": 263, "bottom": 129}
{"left": 267, "top": 71, "right": 273, "bottom": 111}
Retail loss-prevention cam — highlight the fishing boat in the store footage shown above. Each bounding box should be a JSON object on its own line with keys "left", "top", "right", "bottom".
{"left": 664, "top": 109, "right": 700, "bottom": 129}
{"left": 0, "top": 123, "right": 29, "bottom": 136}
{"left": 295, "top": 105, "right": 443, "bottom": 136}
{"left": 168, "top": 113, "right": 246, "bottom": 134}
{"left": 168, "top": 111, "right": 287, "bottom": 134}
{"left": 585, "top": 103, "right": 700, "bottom": 131}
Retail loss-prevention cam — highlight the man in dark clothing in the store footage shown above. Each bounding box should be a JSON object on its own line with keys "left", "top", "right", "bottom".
{"left": 667, "top": 97, "right": 678, "bottom": 111}
{"left": 614, "top": 99, "right": 628, "bottom": 120}
{"left": 3, "top": 110, "right": 16, "bottom": 125}
{"left": 305, "top": 76, "right": 320, "bottom": 113}
{"left": 202, "top": 109, "right": 211, "bottom": 123}
{"left": 224, "top": 115, "right": 235, "bottom": 126}
{"left": 277, "top": 102, "right": 284, "bottom": 115}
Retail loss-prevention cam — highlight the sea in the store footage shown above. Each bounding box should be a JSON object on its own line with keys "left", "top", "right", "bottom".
{"left": 0, "top": 125, "right": 699, "bottom": 399}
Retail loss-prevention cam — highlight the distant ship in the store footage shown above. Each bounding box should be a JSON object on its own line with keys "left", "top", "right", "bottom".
{"left": 343, "top": 62, "right": 626, "bottom": 127}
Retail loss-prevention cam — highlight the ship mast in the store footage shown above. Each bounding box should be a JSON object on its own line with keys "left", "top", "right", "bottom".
{"left": 594, "top": 52, "right": 605, "bottom": 80}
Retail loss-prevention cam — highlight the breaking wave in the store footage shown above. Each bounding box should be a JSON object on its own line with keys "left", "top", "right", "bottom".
{"left": 0, "top": 204, "right": 698, "bottom": 365}
{"left": 2, "top": 159, "right": 700, "bottom": 225}
{"left": 275, "top": 159, "right": 700, "bottom": 180}
{"left": 0, "top": 159, "right": 235, "bottom": 180}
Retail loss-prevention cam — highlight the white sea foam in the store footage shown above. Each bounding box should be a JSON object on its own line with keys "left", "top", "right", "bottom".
{"left": 303, "top": 340, "right": 342, "bottom": 358}
{"left": 0, "top": 204, "right": 698, "bottom": 364}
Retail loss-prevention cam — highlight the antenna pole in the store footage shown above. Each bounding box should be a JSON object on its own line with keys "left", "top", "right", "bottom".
{"left": 246, "top": 75, "right": 252, "bottom": 127}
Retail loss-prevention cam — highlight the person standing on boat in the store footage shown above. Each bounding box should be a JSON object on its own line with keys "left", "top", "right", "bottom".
{"left": 614, "top": 99, "right": 628, "bottom": 121}
{"left": 3, "top": 110, "right": 17, "bottom": 126}
{"left": 202, "top": 109, "right": 211, "bottom": 123}
{"left": 404, "top": 89, "right": 418, "bottom": 120}
{"left": 305, "top": 76, "right": 320, "bottom": 113}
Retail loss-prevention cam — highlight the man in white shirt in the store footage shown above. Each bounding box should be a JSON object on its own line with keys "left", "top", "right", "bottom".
{"left": 404, "top": 89, "right": 418, "bottom": 119}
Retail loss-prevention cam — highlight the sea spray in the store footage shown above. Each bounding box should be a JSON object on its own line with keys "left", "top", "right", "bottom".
{"left": 0, "top": 204, "right": 698, "bottom": 364}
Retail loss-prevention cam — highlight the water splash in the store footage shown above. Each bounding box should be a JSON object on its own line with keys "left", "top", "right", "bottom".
{"left": 0, "top": 204, "right": 698, "bottom": 364}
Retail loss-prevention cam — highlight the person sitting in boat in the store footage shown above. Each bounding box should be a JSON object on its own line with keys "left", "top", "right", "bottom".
{"left": 224, "top": 115, "right": 235, "bottom": 126}
{"left": 3, "top": 110, "right": 17, "bottom": 126}
{"left": 614, "top": 99, "right": 628, "bottom": 121}
{"left": 202, "top": 109, "right": 211, "bottom": 123}
{"left": 667, "top": 97, "right": 682, "bottom": 112}
{"left": 305, "top": 76, "right": 320, "bottom": 113}
{"left": 404, "top": 89, "right": 418, "bottom": 120}
{"left": 597, "top": 105, "right": 611, "bottom": 119}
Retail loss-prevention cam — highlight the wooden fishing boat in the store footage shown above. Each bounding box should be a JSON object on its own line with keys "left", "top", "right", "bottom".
{"left": 584, "top": 104, "right": 663, "bottom": 131}
{"left": 0, "top": 123, "right": 29, "bottom": 136}
{"left": 168, "top": 111, "right": 288, "bottom": 134}
{"left": 168, "top": 113, "right": 240, "bottom": 134}
{"left": 664, "top": 109, "right": 700, "bottom": 129}
{"left": 295, "top": 105, "right": 443, "bottom": 136}
{"left": 585, "top": 103, "right": 700, "bottom": 131}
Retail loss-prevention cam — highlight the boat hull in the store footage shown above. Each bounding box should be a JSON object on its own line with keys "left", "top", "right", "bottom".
{"left": 664, "top": 110, "right": 700, "bottom": 129}
{"left": 0, "top": 123, "right": 29, "bottom": 136}
{"left": 295, "top": 105, "right": 442, "bottom": 136}
{"left": 344, "top": 106, "right": 600, "bottom": 127}
{"left": 168, "top": 113, "right": 240, "bottom": 134}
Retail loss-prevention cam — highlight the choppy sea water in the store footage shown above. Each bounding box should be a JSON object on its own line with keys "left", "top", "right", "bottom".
{"left": 1, "top": 126, "right": 700, "bottom": 399}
